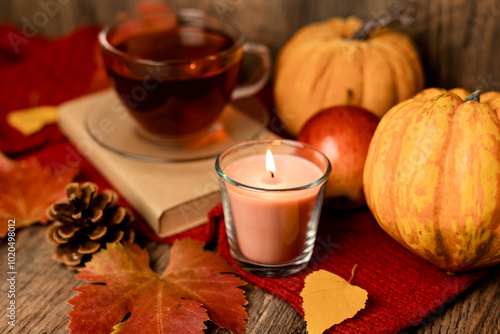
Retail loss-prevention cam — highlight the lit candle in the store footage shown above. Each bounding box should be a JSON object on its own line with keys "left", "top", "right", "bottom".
{"left": 266, "top": 149, "right": 276, "bottom": 175}
{"left": 216, "top": 139, "right": 331, "bottom": 276}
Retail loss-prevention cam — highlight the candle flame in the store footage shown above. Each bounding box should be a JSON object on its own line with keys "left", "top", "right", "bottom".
{"left": 266, "top": 149, "right": 276, "bottom": 178}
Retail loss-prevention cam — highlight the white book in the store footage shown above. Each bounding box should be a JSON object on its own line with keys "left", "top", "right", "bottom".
{"left": 58, "top": 89, "right": 272, "bottom": 237}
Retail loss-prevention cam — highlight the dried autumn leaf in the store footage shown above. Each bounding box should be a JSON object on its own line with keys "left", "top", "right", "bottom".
{"left": 7, "top": 105, "right": 59, "bottom": 136}
{"left": 67, "top": 239, "right": 248, "bottom": 334}
{"left": 0, "top": 152, "right": 78, "bottom": 237}
{"left": 301, "top": 265, "right": 368, "bottom": 334}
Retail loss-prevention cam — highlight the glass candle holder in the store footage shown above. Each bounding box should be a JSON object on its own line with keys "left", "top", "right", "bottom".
{"left": 215, "top": 139, "right": 331, "bottom": 277}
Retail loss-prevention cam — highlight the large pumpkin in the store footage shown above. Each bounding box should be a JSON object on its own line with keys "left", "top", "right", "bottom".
{"left": 274, "top": 16, "right": 424, "bottom": 136}
{"left": 363, "top": 88, "right": 500, "bottom": 272}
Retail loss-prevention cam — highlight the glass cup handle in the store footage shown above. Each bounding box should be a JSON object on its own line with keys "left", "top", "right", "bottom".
{"left": 231, "top": 42, "right": 272, "bottom": 100}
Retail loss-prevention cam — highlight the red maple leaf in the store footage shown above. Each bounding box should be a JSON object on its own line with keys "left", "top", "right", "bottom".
{"left": 67, "top": 239, "right": 248, "bottom": 334}
{"left": 0, "top": 152, "right": 78, "bottom": 237}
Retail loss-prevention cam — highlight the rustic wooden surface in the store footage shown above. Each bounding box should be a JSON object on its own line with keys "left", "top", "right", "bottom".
{"left": 1, "top": 0, "right": 500, "bottom": 333}
{"left": 0, "top": 218, "right": 499, "bottom": 334}
{"left": 1, "top": 0, "right": 500, "bottom": 90}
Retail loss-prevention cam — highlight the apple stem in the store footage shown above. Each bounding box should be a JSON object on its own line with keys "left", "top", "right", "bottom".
{"left": 349, "top": 0, "right": 416, "bottom": 40}
{"left": 464, "top": 90, "right": 481, "bottom": 103}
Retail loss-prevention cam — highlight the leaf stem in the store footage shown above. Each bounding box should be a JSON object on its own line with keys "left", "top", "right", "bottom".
{"left": 348, "top": 264, "right": 359, "bottom": 284}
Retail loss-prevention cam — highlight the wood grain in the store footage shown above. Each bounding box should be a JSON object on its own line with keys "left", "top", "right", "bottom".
{"left": 0, "top": 221, "right": 499, "bottom": 334}
{"left": 1, "top": 1, "right": 500, "bottom": 333}
{"left": 1, "top": 0, "right": 500, "bottom": 90}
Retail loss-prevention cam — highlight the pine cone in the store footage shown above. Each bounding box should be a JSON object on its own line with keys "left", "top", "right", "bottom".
{"left": 46, "top": 182, "right": 135, "bottom": 270}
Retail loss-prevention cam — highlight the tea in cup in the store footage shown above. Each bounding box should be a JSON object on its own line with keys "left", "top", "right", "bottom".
{"left": 99, "top": 8, "right": 271, "bottom": 141}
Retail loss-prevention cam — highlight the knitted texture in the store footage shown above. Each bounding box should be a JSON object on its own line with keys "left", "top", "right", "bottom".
{"left": 212, "top": 204, "right": 487, "bottom": 333}
{"left": 0, "top": 24, "right": 215, "bottom": 244}
{"left": 0, "top": 24, "right": 102, "bottom": 155}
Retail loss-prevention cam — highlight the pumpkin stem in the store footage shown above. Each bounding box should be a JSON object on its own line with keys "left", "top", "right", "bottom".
{"left": 349, "top": 0, "right": 416, "bottom": 40}
{"left": 464, "top": 90, "right": 481, "bottom": 103}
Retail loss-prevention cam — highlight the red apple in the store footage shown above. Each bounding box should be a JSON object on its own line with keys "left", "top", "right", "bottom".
{"left": 298, "top": 105, "right": 379, "bottom": 209}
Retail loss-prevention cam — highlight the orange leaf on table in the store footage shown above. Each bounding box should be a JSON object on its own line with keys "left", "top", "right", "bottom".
{"left": 67, "top": 239, "right": 248, "bottom": 334}
{"left": 301, "top": 265, "right": 368, "bottom": 334}
{"left": 0, "top": 152, "right": 78, "bottom": 237}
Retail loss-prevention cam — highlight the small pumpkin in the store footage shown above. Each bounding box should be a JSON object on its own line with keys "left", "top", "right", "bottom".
{"left": 363, "top": 88, "right": 500, "bottom": 272}
{"left": 274, "top": 16, "right": 425, "bottom": 136}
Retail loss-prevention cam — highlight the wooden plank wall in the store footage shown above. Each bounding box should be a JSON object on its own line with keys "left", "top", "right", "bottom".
{"left": 1, "top": 0, "right": 499, "bottom": 91}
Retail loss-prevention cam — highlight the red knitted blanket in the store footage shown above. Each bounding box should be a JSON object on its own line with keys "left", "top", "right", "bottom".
{"left": 0, "top": 24, "right": 488, "bottom": 334}
{"left": 212, "top": 204, "right": 486, "bottom": 333}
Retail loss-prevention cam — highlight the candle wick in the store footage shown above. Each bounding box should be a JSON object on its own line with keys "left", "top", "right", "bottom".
{"left": 270, "top": 171, "right": 275, "bottom": 178}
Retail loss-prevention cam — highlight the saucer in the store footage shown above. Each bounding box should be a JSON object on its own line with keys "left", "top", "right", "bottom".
{"left": 86, "top": 93, "right": 269, "bottom": 162}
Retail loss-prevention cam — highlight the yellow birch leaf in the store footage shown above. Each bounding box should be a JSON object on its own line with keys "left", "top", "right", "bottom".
{"left": 301, "top": 265, "right": 368, "bottom": 334}
{"left": 7, "top": 106, "right": 58, "bottom": 136}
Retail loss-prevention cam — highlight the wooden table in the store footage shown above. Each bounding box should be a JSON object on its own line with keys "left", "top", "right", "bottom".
{"left": 1, "top": 214, "right": 499, "bottom": 334}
